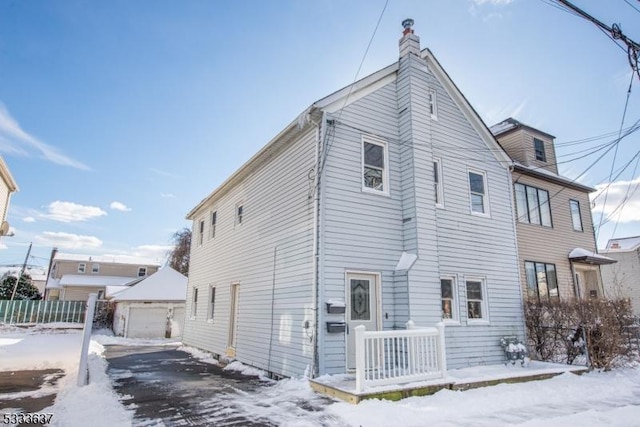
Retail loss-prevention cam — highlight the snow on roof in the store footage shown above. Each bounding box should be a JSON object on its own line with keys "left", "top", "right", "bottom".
{"left": 513, "top": 161, "right": 594, "bottom": 192}
{"left": 54, "top": 252, "right": 161, "bottom": 266}
{"left": 568, "top": 248, "right": 616, "bottom": 265}
{"left": 603, "top": 236, "right": 640, "bottom": 252}
{"left": 112, "top": 267, "right": 187, "bottom": 302}
{"left": 45, "top": 277, "right": 61, "bottom": 289}
{"left": 489, "top": 119, "right": 518, "bottom": 136}
{"left": 59, "top": 275, "right": 138, "bottom": 287}
{"left": 105, "top": 285, "right": 130, "bottom": 298}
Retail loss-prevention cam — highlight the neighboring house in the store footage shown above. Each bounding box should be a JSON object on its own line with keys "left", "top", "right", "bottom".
{"left": 491, "top": 118, "right": 615, "bottom": 301}
{"left": 601, "top": 236, "right": 640, "bottom": 317}
{"left": 0, "top": 155, "right": 18, "bottom": 238}
{"left": 182, "top": 21, "right": 525, "bottom": 379}
{"left": 44, "top": 250, "right": 161, "bottom": 301}
{"left": 111, "top": 267, "right": 187, "bottom": 339}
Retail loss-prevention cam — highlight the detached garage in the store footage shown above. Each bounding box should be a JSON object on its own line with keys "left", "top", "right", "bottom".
{"left": 111, "top": 267, "right": 187, "bottom": 339}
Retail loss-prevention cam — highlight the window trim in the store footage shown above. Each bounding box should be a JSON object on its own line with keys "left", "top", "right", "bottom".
{"left": 137, "top": 267, "right": 147, "bottom": 277}
{"left": 361, "top": 134, "right": 390, "bottom": 196}
{"left": 569, "top": 199, "right": 583, "bottom": 232}
{"left": 191, "top": 287, "right": 198, "bottom": 320}
{"left": 207, "top": 286, "right": 216, "bottom": 323}
{"left": 210, "top": 211, "right": 217, "bottom": 239}
{"left": 465, "top": 277, "right": 489, "bottom": 324}
{"left": 441, "top": 276, "right": 459, "bottom": 324}
{"left": 78, "top": 263, "right": 86, "bottom": 274}
{"left": 467, "top": 168, "right": 490, "bottom": 217}
{"left": 434, "top": 157, "right": 444, "bottom": 208}
{"left": 198, "top": 219, "right": 205, "bottom": 245}
{"left": 534, "top": 138, "right": 547, "bottom": 162}
{"left": 427, "top": 88, "right": 438, "bottom": 120}
{"left": 235, "top": 203, "right": 244, "bottom": 226}
{"left": 514, "top": 183, "right": 553, "bottom": 227}
{"left": 525, "top": 261, "right": 560, "bottom": 302}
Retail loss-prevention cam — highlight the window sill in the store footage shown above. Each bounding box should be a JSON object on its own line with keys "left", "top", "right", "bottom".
{"left": 436, "top": 203, "right": 445, "bottom": 209}
{"left": 442, "top": 319, "right": 460, "bottom": 326}
{"left": 189, "top": 316, "right": 196, "bottom": 321}
{"left": 470, "top": 211, "right": 490, "bottom": 219}
{"left": 207, "top": 319, "right": 214, "bottom": 324}
{"left": 362, "top": 187, "right": 390, "bottom": 197}
{"left": 467, "top": 319, "right": 490, "bottom": 326}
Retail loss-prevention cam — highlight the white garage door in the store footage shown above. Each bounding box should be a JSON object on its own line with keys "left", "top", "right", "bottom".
{"left": 171, "top": 307, "right": 185, "bottom": 338}
{"left": 127, "top": 307, "right": 168, "bottom": 338}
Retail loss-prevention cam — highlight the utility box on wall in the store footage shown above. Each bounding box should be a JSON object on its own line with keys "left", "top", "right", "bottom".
{"left": 326, "top": 321, "right": 346, "bottom": 333}
{"left": 325, "top": 300, "right": 346, "bottom": 314}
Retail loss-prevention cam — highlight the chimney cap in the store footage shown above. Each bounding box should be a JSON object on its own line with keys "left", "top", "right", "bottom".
{"left": 402, "top": 19, "right": 414, "bottom": 30}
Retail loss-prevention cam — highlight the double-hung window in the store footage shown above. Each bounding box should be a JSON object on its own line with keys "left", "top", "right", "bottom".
{"left": 78, "top": 263, "right": 86, "bottom": 274}
{"left": 514, "top": 183, "right": 552, "bottom": 227}
{"left": 441, "top": 277, "right": 458, "bottom": 322}
{"left": 362, "top": 136, "right": 389, "bottom": 194}
{"left": 434, "top": 158, "right": 444, "bottom": 207}
{"left": 427, "top": 89, "right": 437, "bottom": 119}
{"left": 236, "top": 204, "right": 244, "bottom": 226}
{"left": 570, "top": 200, "right": 583, "bottom": 231}
{"left": 525, "top": 261, "right": 559, "bottom": 301}
{"left": 534, "top": 138, "right": 546, "bottom": 162}
{"left": 91, "top": 264, "right": 100, "bottom": 274}
{"left": 208, "top": 286, "right": 216, "bottom": 322}
{"left": 466, "top": 279, "right": 488, "bottom": 322}
{"left": 198, "top": 219, "right": 205, "bottom": 245}
{"left": 210, "top": 211, "right": 217, "bottom": 239}
{"left": 138, "top": 267, "right": 147, "bottom": 277}
{"left": 468, "top": 170, "right": 488, "bottom": 215}
{"left": 191, "top": 287, "right": 198, "bottom": 319}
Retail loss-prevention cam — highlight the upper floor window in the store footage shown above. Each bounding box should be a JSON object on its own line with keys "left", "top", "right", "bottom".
{"left": 78, "top": 263, "right": 86, "bottom": 274}
{"left": 441, "top": 277, "right": 458, "bottom": 322}
{"left": 570, "top": 200, "right": 583, "bottom": 231}
{"left": 468, "top": 170, "right": 488, "bottom": 215}
{"left": 434, "top": 158, "right": 444, "bottom": 207}
{"left": 198, "top": 219, "right": 205, "bottom": 245}
{"left": 525, "top": 261, "right": 559, "bottom": 301}
{"left": 362, "top": 136, "right": 389, "bottom": 194}
{"left": 210, "top": 211, "right": 217, "bottom": 239}
{"left": 466, "top": 278, "right": 488, "bottom": 322}
{"left": 91, "top": 264, "right": 100, "bottom": 274}
{"left": 191, "top": 287, "right": 198, "bottom": 319}
{"left": 514, "top": 183, "right": 552, "bottom": 227}
{"left": 236, "top": 204, "right": 244, "bottom": 225}
{"left": 534, "top": 138, "right": 546, "bottom": 162}
{"left": 427, "top": 89, "right": 437, "bottom": 119}
{"left": 138, "top": 267, "right": 147, "bottom": 277}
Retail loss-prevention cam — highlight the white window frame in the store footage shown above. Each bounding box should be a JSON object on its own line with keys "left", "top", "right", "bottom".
{"left": 191, "top": 287, "right": 198, "bottom": 320}
{"left": 198, "top": 219, "right": 205, "bottom": 245}
{"left": 440, "top": 275, "right": 459, "bottom": 324}
{"left": 137, "top": 267, "right": 147, "bottom": 277}
{"left": 91, "top": 263, "right": 100, "bottom": 274}
{"left": 434, "top": 157, "right": 444, "bottom": 208}
{"left": 210, "top": 211, "right": 217, "bottom": 240}
{"left": 207, "top": 285, "right": 216, "bottom": 323}
{"left": 569, "top": 199, "right": 583, "bottom": 232}
{"left": 427, "top": 88, "right": 438, "bottom": 120}
{"left": 235, "top": 203, "right": 244, "bottom": 226}
{"left": 361, "top": 135, "right": 390, "bottom": 196}
{"left": 467, "top": 168, "right": 490, "bottom": 217}
{"left": 465, "top": 277, "right": 489, "bottom": 324}
{"left": 78, "top": 263, "right": 86, "bottom": 274}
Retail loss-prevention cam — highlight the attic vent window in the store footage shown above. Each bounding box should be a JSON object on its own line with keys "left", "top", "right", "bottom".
{"left": 534, "top": 138, "right": 546, "bottom": 162}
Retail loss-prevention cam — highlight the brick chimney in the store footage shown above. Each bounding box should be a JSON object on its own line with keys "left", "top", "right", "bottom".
{"left": 399, "top": 18, "right": 420, "bottom": 57}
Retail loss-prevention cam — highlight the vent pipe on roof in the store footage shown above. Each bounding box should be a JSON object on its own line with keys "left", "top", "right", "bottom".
{"left": 399, "top": 18, "right": 420, "bottom": 58}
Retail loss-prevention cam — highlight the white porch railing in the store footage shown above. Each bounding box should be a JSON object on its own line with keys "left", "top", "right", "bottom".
{"left": 355, "top": 321, "right": 446, "bottom": 393}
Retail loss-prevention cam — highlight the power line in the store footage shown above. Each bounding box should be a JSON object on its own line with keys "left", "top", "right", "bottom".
{"left": 622, "top": 0, "right": 640, "bottom": 15}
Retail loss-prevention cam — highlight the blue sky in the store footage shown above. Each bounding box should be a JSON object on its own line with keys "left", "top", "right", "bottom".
{"left": 0, "top": 0, "right": 638, "bottom": 274}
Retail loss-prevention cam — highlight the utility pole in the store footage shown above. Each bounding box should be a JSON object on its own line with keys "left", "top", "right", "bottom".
{"left": 10, "top": 242, "right": 32, "bottom": 301}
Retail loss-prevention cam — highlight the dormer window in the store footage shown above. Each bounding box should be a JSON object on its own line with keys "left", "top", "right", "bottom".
{"left": 534, "top": 138, "right": 546, "bottom": 162}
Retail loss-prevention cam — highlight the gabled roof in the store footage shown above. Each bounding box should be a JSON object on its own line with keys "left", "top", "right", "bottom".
{"left": 603, "top": 235, "right": 640, "bottom": 252}
{"left": 187, "top": 47, "right": 512, "bottom": 219}
{"left": 111, "top": 267, "right": 187, "bottom": 302}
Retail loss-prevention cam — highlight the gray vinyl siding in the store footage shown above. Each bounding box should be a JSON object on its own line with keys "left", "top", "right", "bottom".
{"left": 183, "top": 127, "right": 316, "bottom": 378}
{"left": 512, "top": 173, "right": 598, "bottom": 300}
{"left": 319, "top": 53, "right": 524, "bottom": 373}
{"left": 601, "top": 249, "right": 640, "bottom": 316}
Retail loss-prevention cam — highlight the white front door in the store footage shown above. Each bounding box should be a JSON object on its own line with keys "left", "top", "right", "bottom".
{"left": 346, "top": 272, "right": 379, "bottom": 370}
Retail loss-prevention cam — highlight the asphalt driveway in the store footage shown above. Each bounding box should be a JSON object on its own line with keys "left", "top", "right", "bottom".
{"left": 104, "top": 345, "right": 343, "bottom": 426}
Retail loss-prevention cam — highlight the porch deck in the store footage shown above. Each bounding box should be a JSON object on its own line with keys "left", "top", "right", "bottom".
{"left": 310, "top": 361, "right": 588, "bottom": 404}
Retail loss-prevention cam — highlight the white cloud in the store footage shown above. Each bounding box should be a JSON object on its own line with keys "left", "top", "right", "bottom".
{"left": 110, "top": 201, "right": 132, "bottom": 212}
{"left": 482, "top": 99, "right": 528, "bottom": 125}
{"left": 0, "top": 103, "right": 90, "bottom": 170}
{"left": 23, "top": 217, "right": 36, "bottom": 223}
{"left": 0, "top": 243, "right": 7, "bottom": 250}
{"left": 591, "top": 176, "right": 640, "bottom": 224}
{"left": 34, "top": 231, "right": 103, "bottom": 250}
{"left": 160, "top": 193, "right": 175, "bottom": 198}
{"left": 42, "top": 201, "right": 107, "bottom": 223}
{"left": 470, "top": 0, "right": 513, "bottom": 5}
{"left": 149, "top": 168, "right": 183, "bottom": 179}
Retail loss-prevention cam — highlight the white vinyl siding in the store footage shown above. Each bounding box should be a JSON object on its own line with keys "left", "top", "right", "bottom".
{"left": 515, "top": 183, "right": 552, "bottom": 227}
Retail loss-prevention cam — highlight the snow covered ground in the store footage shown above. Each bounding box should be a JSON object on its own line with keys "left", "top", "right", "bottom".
{"left": 2, "top": 324, "right": 640, "bottom": 426}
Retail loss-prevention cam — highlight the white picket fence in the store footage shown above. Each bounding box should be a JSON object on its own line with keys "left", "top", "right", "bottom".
{"left": 0, "top": 299, "right": 86, "bottom": 324}
{"left": 354, "top": 321, "right": 446, "bottom": 393}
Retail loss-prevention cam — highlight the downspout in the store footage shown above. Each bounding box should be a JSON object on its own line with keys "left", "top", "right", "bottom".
{"left": 507, "top": 164, "right": 526, "bottom": 337}
{"left": 310, "top": 111, "right": 326, "bottom": 378}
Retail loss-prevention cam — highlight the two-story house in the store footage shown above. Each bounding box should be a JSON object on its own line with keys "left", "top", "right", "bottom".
{"left": 44, "top": 249, "right": 161, "bottom": 301}
{"left": 601, "top": 236, "right": 640, "bottom": 317}
{"left": 0, "top": 155, "right": 18, "bottom": 239}
{"left": 491, "top": 118, "right": 615, "bottom": 301}
{"left": 182, "top": 21, "right": 526, "bottom": 380}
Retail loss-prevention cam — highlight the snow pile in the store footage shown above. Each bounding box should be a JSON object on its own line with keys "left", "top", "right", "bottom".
{"left": 223, "top": 360, "right": 270, "bottom": 379}
{"left": 92, "top": 330, "right": 181, "bottom": 347}
{"left": 177, "top": 344, "right": 220, "bottom": 365}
